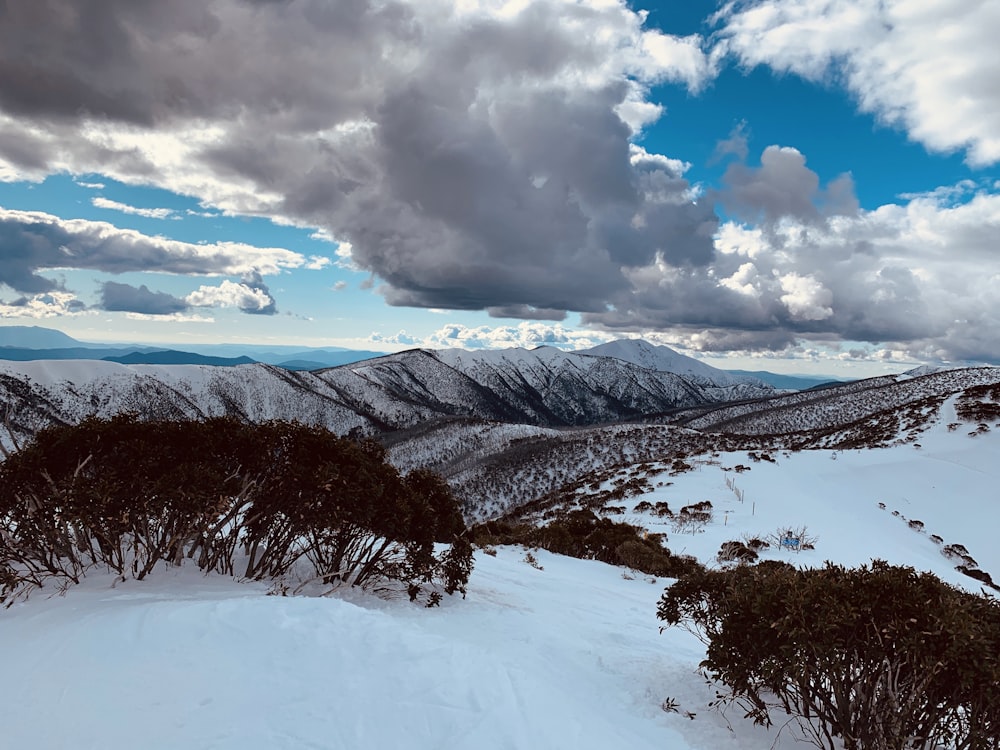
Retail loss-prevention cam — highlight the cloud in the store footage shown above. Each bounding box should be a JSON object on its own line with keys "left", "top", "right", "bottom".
{"left": 715, "top": 0, "right": 1000, "bottom": 166}
{"left": 486, "top": 305, "right": 568, "bottom": 322}
{"left": 0, "top": 0, "right": 718, "bottom": 316}
{"left": 185, "top": 274, "right": 277, "bottom": 315}
{"left": 2, "top": 1, "right": 998, "bottom": 363}
{"left": 125, "top": 312, "right": 213, "bottom": 323}
{"left": 0, "top": 290, "right": 90, "bottom": 319}
{"left": 99, "top": 281, "right": 189, "bottom": 315}
{"left": 715, "top": 145, "right": 859, "bottom": 224}
{"left": 371, "top": 321, "right": 617, "bottom": 351}
{"left": 0, "top": 206, "right": 313, "bottom": 294}
{"left": 92, "top": 197, "right": 175, "bottom": 219}
{"left": 711, "top": 121, "right": 749, "bottom": 163}
{"left": 585, "top": 176, "right": 1000, "bottom": 362}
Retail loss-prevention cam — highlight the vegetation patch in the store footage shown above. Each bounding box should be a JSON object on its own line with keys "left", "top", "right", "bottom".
{"left": 471, "top": 510, "right": 703, "bottom": 579}
{"left": 0, "top": 416, "right": 472, "bottom": 606}
{"left": 658, "top": 560, "right": 1000, "bottom": 750}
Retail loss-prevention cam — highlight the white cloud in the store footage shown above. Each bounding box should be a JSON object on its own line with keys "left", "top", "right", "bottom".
{"left": 0, "top": 291, "right": 91, "bottom": 319}
{"left": 588, "top": 180, "right": 1000, "bottom": 361}
{"left": 92, "top": 196, "right": 175, "bottom": 219}
{"left": 124, "top": 312, "right": 214, "bottom": 323}
{"left": 304, "top": 256, "right": 331, "bottom": 271}
{"left": 715, "top": 0, "right": 1000, "bottom": 165}
{"left": 370, "top": 321, "right": 618, "bottom": 351}
{"left": 778, "top": 272, "right": 833, "bottom": 321}
{"left": 186, "top": 281, "right": 273, "bottom": 312}
{"left": 0, "top": 206, "right": 316, "bottom": 283}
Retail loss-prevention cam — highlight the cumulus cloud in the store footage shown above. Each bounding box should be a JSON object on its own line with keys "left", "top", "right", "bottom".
{"left": 0, "top": 291, "right": 89, "bottom": 319}
{"left": 715, "top": 145, "right": 859, "bottom": 224}
{"left": 371, "top": 322, "right": 617, "bottom": 351}
{"left": 2, "top": 1, "right": 998, "bottom": 363}
{"left": 97, "top": 275, "right": 278, "bottom": 316}
{"left": 0, "top": 0, "right": 718, "bottom": 316}
{"left": 715, "top": 0, "right": 1000, "bottom": 166}
{"left": 587, "top": 177, "right": 1000, "bottom": 362}
{"left": 185, "top": 274, "right": 277, "bottom": 315}
{"left": 0, "top": 206, "right": 312, "bottom": 294}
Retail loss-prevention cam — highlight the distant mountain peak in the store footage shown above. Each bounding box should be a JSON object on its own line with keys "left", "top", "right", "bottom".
{"left": 578, "top": 339, "right": 767, "bottom": 388}
{"left": 0, "top": 325, "right": 86, "bottom": 349}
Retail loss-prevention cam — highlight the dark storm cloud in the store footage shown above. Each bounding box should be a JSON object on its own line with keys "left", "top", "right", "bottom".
{"left": 99, "top": 281, "right": 189, "bottom": 315}
{"left": 487, "top": 305, "right": 567, "bottom": 322}
{"left": 0, "top": 0, "right": 717, "bottom": 316}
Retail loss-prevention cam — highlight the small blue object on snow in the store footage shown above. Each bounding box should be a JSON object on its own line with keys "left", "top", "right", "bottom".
{"left": 781, "top": 536, "right": 800, "bottom": 550}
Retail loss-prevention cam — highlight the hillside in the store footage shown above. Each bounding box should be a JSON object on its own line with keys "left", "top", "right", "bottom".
{"left": 0, "top": 346, "right": 777, "bottom": 451}
{"left": 2, "top": 389, "right": 999, "bottom": 749}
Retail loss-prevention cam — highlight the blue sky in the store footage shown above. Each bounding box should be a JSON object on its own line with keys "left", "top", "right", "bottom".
{"left": 0, "top": 0, "right": 998, "bottom": 376}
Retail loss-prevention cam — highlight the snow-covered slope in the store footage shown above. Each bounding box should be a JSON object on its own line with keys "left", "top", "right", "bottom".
{"left": 3, "top": 396, "right": 999, "bottom": 749}
{"left": 579, "top": 339, "right": 767, "bottom": 388}
{"left": 0, "top": 345, "right": 777, "bottom": 448}
{"left": 679, "top": 366, "right": 1000, "bottom": 440}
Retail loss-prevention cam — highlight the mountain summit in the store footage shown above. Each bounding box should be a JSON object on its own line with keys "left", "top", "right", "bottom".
{"left": 0, "top": 325, "right": 86, "bottom": 349}
{"left": 578, "top": 339, "right": 767, "bottom": 388}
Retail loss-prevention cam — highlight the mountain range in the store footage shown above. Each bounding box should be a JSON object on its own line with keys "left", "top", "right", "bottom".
{"left": 0, "top": 340, "right": 776, "bottom": 448}
{"left": 0, "top": 325, "right": 838, "bottom": 388}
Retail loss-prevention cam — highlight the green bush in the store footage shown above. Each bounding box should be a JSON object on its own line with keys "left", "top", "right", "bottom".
{"left": 658, "top": 560, "right": 1000, "bottom": 750}
{"left": 0, "top": 416, "right": 472, "bottom": 605}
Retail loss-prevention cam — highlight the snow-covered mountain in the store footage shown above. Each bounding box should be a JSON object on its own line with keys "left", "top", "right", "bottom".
{"left": 3, "top": 383, "right": 1000, "bottom": 750}
{"left": 578, "top": 339, "right": 767, "bottom": 388}
{"left": 0, "top": 343, "right": 778, "bottom": 449}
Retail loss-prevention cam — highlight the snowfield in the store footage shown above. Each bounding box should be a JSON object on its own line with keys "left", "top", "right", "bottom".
{"left": 0, "top": 552, "right": 721, "bottom": 750}
{"left": 2, "top": 395, "right": 999, "bottom": 748}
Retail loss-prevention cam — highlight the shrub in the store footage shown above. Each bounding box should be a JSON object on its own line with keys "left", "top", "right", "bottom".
{"left": 469, "top": 510, "right": 703, "bottom": 579}
{"left": 0, "top": 416, "right": 472, "bottom": 605}
{"left": 672, "top": 502, "right": 713, "bottom": 534}
{"left": 658, "top": 560, "right": 1000, "bottom": 750}
{"left": 741, "top": 534, "right": 770, "bottom": 551}
{"left": 716, "top": 540, "right": 758, "bottom": 565}
{"left": 942, "top": 543, "right": 971, "bottom": 560}
{"left": 956, "top": 565, "right": 998, "bottom": 591}
{"left": 770, "top": 525, "right": 817, "bottom": 553}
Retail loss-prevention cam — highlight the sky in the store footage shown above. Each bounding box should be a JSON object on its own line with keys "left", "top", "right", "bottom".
{"left": 0, "top": 0, "right": 998, "bottom": 377}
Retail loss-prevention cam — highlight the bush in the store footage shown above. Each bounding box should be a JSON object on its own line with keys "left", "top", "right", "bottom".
{"left": 469, "top": 510, "right": 703, "bottom": 579}
{"left": 658, "top": 560, "right": 1000, "bottom": 750}
{"left": 716, "top": 540, "right": 758, "bottom": 564}
{"left": 770, "top": 524, "right": 817, "bottom": 552}
{"left": 672, "top": 502, "right": 713, "bottom": 534}
{"left": 0, "top": 416, "right": 472, "bottom": 605}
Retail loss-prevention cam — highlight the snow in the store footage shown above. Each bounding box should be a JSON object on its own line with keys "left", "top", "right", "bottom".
{"left": 579, "top": 339, "right": 765, "bottom": 387}
{"left": 0, "top": 553, "right": 722, "bottom": 750}
{"left": 2, "top": 385, "right": 999, "bottom": 748}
